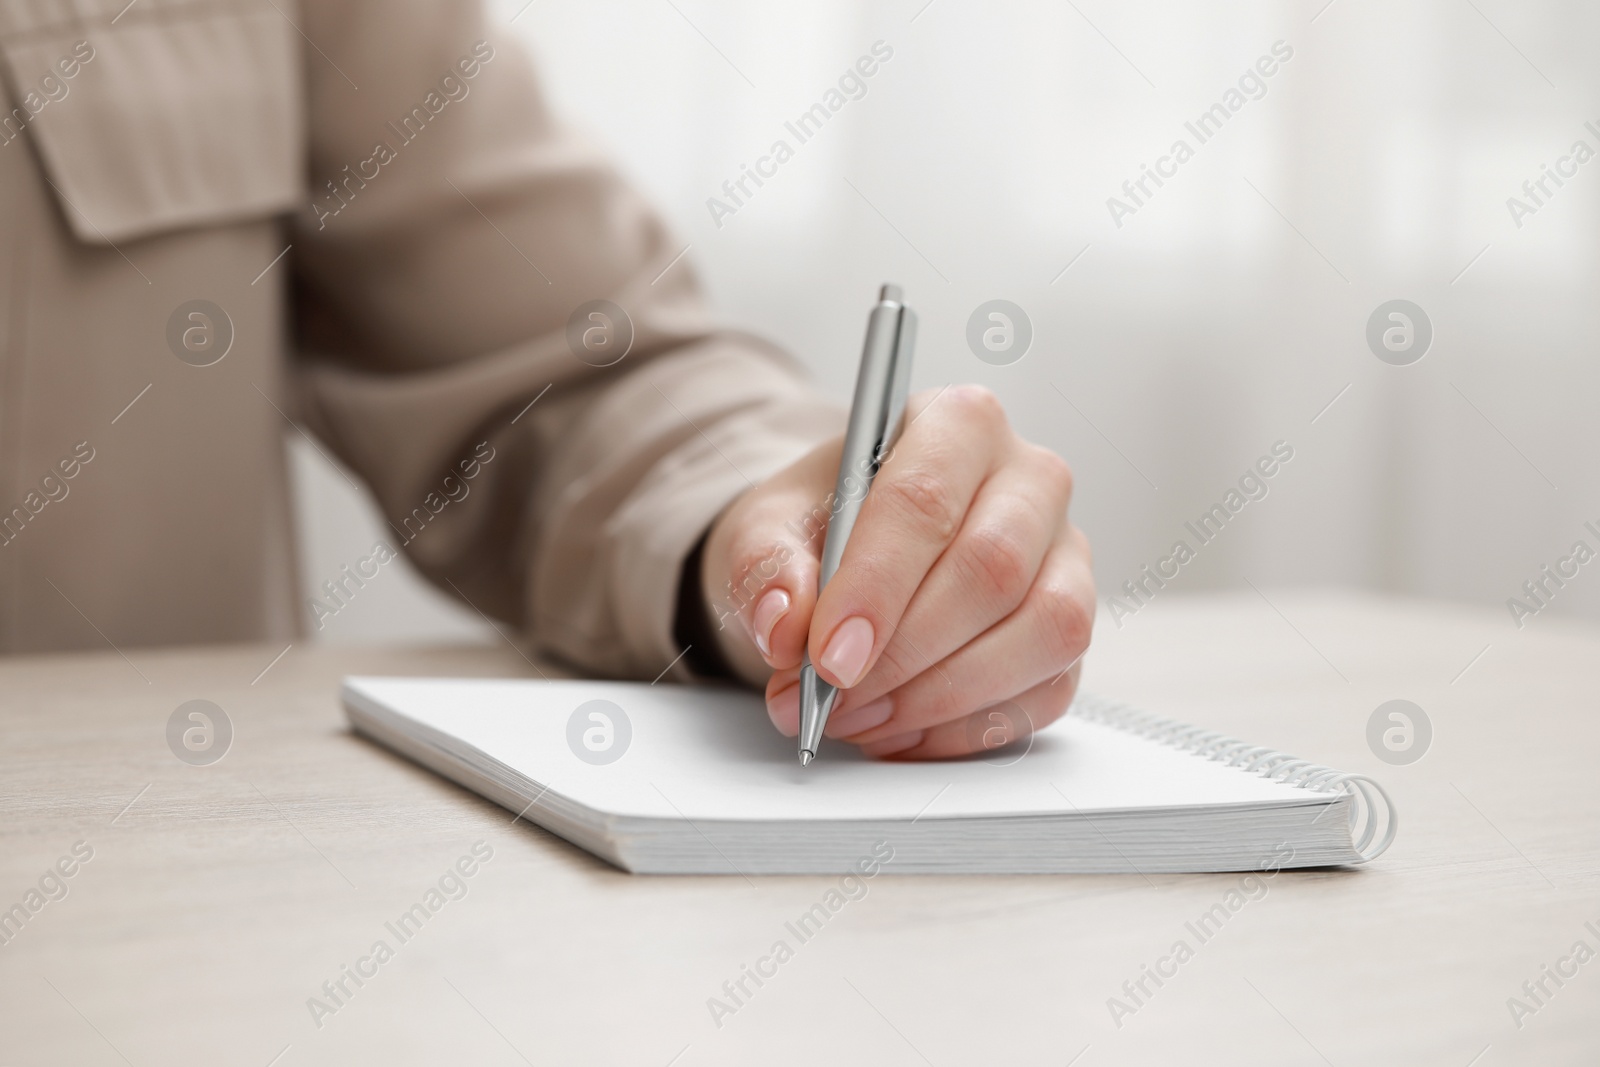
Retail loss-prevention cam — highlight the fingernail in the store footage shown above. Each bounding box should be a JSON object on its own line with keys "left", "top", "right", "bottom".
{"left": 861, "top": 730, "right": 923, "bottom": 758}
{"left": 819, "top": 616, "right": 875, "bottom": 688}
{"left": 824, "top": 696, "right": 893, "bottom": 739}
{"left": 767, "top": 684, "right": 800, "bottom": 738}
{"left": 751, "top": 588, "right": 790, "bottom": 659}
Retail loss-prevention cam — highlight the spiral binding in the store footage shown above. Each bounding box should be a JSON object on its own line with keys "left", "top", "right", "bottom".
{"left": 1071, "top": 692, "right": 1397, "bottom": 862}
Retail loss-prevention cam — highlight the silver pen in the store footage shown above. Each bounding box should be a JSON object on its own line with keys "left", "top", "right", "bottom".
{"left": 798, "top": 283, "right": 916, "bottom": 765}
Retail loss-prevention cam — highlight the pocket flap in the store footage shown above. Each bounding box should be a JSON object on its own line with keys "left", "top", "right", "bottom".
{"left": 0, "top": 3, "right": 305, "bottom": 244}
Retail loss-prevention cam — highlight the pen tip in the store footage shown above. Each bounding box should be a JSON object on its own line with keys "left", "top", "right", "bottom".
{"left": 799, "top": 749, "right": 814, "bottom": 767}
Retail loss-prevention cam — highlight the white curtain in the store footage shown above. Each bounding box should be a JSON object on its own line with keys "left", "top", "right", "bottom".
{"left": 293, "top": 0, "right": 1600, "bottom": 642}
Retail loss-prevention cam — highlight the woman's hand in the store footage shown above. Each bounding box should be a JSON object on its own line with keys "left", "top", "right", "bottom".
{"left": 700, "top": 385, "right": 1095, "bottom": 759}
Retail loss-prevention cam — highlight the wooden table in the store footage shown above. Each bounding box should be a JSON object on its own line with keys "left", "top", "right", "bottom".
{"left": 2, "top": 591, "right": 1596, "bottom": 1065}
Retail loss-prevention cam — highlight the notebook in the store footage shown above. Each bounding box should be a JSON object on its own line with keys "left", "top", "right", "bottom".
{"left": 342, "top": 677, "right": 1396, "bottom": 875}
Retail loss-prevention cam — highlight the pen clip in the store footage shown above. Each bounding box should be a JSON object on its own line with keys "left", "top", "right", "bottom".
{"left": 877, "top": 296, "right": 916, "bottom": 469}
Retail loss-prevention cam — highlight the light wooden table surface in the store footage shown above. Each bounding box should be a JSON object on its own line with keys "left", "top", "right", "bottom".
{"left": 1, "top": 591, "right": 1596, "bottom": 1066}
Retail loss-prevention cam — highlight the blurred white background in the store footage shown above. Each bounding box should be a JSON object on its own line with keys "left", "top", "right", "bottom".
{"left": 291, "top": 0, "right": 1600, "bottom": 645}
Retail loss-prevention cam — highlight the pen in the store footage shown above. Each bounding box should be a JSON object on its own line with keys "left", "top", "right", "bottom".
{"left": 798, "top": 283, "right": 917, "bottom": 765}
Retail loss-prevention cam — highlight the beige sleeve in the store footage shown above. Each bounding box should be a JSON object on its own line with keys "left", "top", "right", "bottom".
{"left": 289, "top": 0, "right": 842, "bottom": 678}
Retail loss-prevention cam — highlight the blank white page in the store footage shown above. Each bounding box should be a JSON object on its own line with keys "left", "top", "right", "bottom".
{"left": 343, "top": 677, "right": 1326, "bottom": 822}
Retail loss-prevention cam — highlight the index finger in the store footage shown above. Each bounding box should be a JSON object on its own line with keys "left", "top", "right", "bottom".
{"left": 806, "top": 385, "right": 1009, "bottom": 690}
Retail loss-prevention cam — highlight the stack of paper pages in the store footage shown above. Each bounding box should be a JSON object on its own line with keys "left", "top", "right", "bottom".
{"left": 343, "top": 677, "right": 1395, "bottom": 875}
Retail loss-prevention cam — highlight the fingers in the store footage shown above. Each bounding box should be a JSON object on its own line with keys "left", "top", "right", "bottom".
{"left": 863, "top": 664, "right": 1083, "bottom": 761}
{"left": 765, "top": 673, "right": 802, "bottom": 738}
{"left": 701, "top": 440, "right": 841, "bottom": 683}
{"left": 806, "top": 386, "right": 1010, "bottom": 691}
{"left": 725, "top": 383, "right": 1095, "bottom": 760}
{"left": 834, "top": 526, "right": 1095, "bottom": 747}
{"left": 827, "top": 442, "right": 1073, "bottom": 718}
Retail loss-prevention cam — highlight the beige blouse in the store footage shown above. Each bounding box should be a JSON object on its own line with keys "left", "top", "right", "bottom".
{"left": 0, "top": 0, "right": 840, "bottom": 676}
